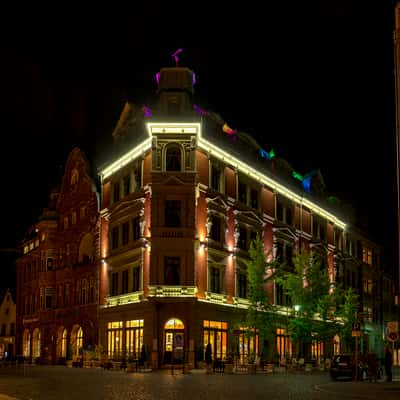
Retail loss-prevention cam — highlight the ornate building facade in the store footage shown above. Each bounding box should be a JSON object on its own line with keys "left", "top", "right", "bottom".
{"left": 15, "top": 63, "right": 397, "bottom": 366}
{"left": 16, "top": 148, "right": 100, "bottom": 363}
{"left": 96, "top": 64, "right": 392, "bottom": 367}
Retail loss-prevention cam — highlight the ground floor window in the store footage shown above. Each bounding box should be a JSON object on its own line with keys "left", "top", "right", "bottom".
{"left": 23, "top": 329, "right": 31, "bottom": 358}
{"left": 70, "top": 325, "right": 84, "bottom": 358}
{"left": 203, "top": 320, "right": 227, "bottom": 361}
{"left": 61, "top": 329, "right": 67, "bottom": 358}
{"left": 276, "top": 328, "right": 292, "bottom": 361}
{"left": 333, "top": 334, "right": 340, "bottom": 355}
{"left": 126, "top": 320, "right": 144, "bottom": 359}
{"left": 32, "top": 328, "right": 41, "bottom": 358}
{"left": 107, "top": 321, "right": 123, "bottom": 360}
{"left": 236, "top": 327, "right": 259, "bottom": 363}
{"left": 163, "top": 318, "right": 184, "bottom": 364}
{"left": 311, "top": 337, "right": 324, "bottom": 360}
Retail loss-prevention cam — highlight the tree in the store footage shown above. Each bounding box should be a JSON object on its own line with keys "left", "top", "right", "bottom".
{"left": 244, "top": 234, "right": 277, "bottom": 361}
{"left": 335, "top": 287, "right": 359, "bottom": 351}
{"left": 275, "top": 247, "right": 335, "bottom": 357}
{"left": 275, "top": 246, "right": 360, "bottom": 357}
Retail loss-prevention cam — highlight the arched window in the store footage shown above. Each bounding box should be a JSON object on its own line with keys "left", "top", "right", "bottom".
{"left": 62, "top": 329, "right": 67, "bottom": 358}
{"left": 76, "top": 327, "right": 83, "bottom": 355}
{"left": 165, "top": 145, "right": 182, "bottom": 171}
{"left": 32, "top": 328, "right": 41, "bottom": 358}
{"left": 71, "top": 325, "right": 84, "bottom": 357}
{"left": 333, "top": 334, "right": 340, "bottom": 355}
{"left": 23, "top": 329, "right": 31, "bottom": 357}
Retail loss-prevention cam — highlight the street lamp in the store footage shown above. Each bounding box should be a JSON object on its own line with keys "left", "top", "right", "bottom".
{"left": 293, "top": 305, "right": 301, "bottom": 359}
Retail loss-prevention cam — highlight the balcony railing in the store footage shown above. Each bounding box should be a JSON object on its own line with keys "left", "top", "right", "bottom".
{"left": 147, "top": 286, "right": 197, "bottom": 297}
{"left": 204, "top": 291, "right": 227, "bottom": 304}
{"left": 233, "top": 297, "right": 251, "bottom": 308}
{"left": 104, "top": 291, "right": 143, "bottom": 307}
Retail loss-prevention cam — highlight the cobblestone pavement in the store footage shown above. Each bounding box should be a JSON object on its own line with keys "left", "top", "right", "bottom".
{"left": 0, "top": 366, "right": 399, "bottom": 400}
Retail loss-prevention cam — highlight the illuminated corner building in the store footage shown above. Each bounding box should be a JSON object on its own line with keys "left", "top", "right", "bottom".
{"left": 15, "top": 148, "right": 100, "bottom": 364}
{"left": 97, "top": 62, "right": 387, "bottom": 368}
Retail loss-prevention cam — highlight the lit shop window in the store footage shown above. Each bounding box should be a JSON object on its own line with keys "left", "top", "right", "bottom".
{"left": 203, "top": 320, "right": 227, "bottom": 361}
{"left": 276, "top": 328, "right": 292, "bottom": 362}
{"left": 237, "top": 327, "right": 259, "bottom": 363}
{"left": 107, "top": 321, "right": 123, "bottom": 360}
{"left": 126, "top": 319, "right": 144, "bottom": 359}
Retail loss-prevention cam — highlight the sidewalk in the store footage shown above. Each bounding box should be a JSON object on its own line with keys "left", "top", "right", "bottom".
{"left": 316, "top": 368, "right": 400, "bottom": 400}
{"left": 316, "top": 381, "right": 400, "bottom": 399}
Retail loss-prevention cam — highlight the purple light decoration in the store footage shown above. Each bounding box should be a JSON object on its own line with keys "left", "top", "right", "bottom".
{"left": 171, "top": 48, "right": 183, "bottom": 67}
{"left": 193, "top": 104, "right": 208, "bottom": 116}
{"left": 143, "top": 106, "right": 152, "bottom": 118}
{"left": 192, "top": 71, "right": 196, "bottom": 86}
{"left": 155, "top": 72, "right": 161, "bottom": 85}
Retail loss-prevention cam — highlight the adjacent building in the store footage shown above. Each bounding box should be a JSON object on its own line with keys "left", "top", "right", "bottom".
{"left": 15, "top": 148, "right": 100, "bottom": 363}
{"left": 0, "top": 289, "right": 16, "bottom": 360}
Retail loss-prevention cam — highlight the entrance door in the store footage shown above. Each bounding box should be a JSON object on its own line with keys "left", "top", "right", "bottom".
{"left": 163, "top": 318, "right": 184, "bottom": 364}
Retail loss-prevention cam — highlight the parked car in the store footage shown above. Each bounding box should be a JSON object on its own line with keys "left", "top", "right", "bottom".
{"left": 330, "top": 354, "right": 355, "bottom": 380}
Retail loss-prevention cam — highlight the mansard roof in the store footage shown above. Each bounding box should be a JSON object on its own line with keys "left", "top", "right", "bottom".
{"left": 98, "top": 65, "right": 347, "bottom": 226}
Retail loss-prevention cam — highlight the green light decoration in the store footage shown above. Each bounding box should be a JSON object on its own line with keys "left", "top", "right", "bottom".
{"left": 269, "top": 149, "right": 275, "bottom": 159}
{"left": 292, "top": 171, "right": 303, "bottom": 181}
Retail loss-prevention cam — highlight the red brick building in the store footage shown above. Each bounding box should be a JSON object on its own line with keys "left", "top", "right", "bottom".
{"left": 16, "top": 63, "right": 393, "bottom": 367}
{"left": 97, "top": 65, "right": 351, "bottom": 368}
{"left": 16, "top": 148, "right": 100, "bottom": 363}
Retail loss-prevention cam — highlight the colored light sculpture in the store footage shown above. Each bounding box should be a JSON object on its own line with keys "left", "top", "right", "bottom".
{"left": 259, "top": 148, "right": 275, "bottom": 160}
{"left": 222, "top": 123, "right": 237, "bottom": 136}
{"left": 171, "top": 48, "right": 183, "bottom": 66}
{"left": 144, "top": 106, "right": 152, "bottom": 118}
{"left": 292, "top": 171, "right": 303, "bottom": 181}
{"left": 193, "top": 104, "right": 208, "bottom": 116}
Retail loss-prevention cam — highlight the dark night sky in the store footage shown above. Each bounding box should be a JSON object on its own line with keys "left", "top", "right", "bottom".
{"left": 0, "top": 1, "right": 398, "bottom": 295}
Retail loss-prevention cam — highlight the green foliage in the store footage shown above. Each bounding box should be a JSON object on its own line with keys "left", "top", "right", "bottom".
{"left": 244, "top": 234, "right": 277, "bottom": 358}
{"left": 275, "top": 247, "right": 337, "bottom": 354}
{"left": 335, "top": 287, "right": 359, "bottom": 349}
{"left": 275, "top": 246, "right": 360, "bottom": 354}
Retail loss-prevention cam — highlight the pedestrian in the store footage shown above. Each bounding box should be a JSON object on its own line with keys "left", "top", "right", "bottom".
{"left": 384, "top": 346, "right": 393, "bottom": 382}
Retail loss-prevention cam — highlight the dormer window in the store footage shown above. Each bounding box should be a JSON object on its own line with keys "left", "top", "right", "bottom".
{"left": 166, "top": 145, "right": 182, "bottom": 171}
